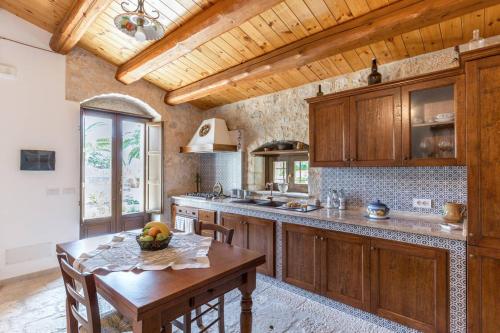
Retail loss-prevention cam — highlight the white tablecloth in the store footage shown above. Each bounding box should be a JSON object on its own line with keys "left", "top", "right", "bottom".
{"left": 73, "top": 232, "right": 212, "bottom": 273}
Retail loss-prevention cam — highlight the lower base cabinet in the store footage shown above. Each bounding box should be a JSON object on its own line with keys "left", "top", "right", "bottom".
{"left": 221, "top": 213, "right": 275, "bottom": 277}
{"left": 467, "top": 246, "right": 500, "bottom": 333}
{"left": 370, "top": 238, "right": 448, "bottom": 333}
{"left": 282, "top": 223, "right": 449, "bottom": 333}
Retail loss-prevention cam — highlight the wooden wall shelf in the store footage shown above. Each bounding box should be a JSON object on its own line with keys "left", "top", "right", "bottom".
{"left": 252, "top": 150, "right": 309, "bottom": 156}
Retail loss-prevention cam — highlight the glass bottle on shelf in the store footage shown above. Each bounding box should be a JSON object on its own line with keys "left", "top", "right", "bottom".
{"left": 468, "top": 29, "right": 485, "bottom": 51}
{"left": 409, "top": 85, "right": 456, "bottom": 160}
{"left": 368, "top": 58, "right": 382, "bottom": 85}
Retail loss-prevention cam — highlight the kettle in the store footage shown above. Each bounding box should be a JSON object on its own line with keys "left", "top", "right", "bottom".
{"left": 366, "top": 200, "right": 390, "bottom": 219}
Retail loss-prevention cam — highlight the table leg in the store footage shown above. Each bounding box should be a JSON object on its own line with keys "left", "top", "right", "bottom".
{"left": 239, "top": 269, "right": 256, "bottom": 333}
{"left": 132, "top": 313, "right": 162, "bottom": 333}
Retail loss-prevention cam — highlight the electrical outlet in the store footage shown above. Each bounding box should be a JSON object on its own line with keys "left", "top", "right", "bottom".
{"left": 413, "top": 198, "right": 432, "bottom": 209}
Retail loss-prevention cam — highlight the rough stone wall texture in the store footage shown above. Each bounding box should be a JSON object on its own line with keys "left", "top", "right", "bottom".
{"left": 66, "top": 48, "right": 204, "bottom": 217}
{"left": 202, "top": 46, "right": 469, "bottom": 213}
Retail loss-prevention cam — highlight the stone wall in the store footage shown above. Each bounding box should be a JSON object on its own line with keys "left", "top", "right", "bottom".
{"left": 203, "top": 46, "right": 467, "bottom": 213}
{"left": 66, "top": 48, "right": 204, "bottom": 217}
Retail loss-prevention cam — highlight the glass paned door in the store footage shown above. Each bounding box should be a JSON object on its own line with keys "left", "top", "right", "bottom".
{"left": 81, "top": 110, "right": 150, "bottom": 238}
{"left": 82, "top": 114, "right": 113, "bottom": 220}
{"left": 121, "top": 120, "right": 145, "bottom": 215}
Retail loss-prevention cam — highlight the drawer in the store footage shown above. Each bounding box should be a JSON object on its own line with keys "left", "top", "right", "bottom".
{"left": 192, "top": 276, "right": 243, "bottom": 308}
{"left": 199, "top": 210, "right": 215, "bottom": 223}
{"left": 175, "top": 206, "right": 198, "bottom": 218}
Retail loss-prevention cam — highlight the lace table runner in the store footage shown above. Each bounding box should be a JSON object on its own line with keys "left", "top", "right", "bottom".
{"left": 73, "top": 232, "right": 212, "bottom": 273}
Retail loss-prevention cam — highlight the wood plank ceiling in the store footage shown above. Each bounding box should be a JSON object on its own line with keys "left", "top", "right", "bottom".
{"left": 2, "top": 0, "right": 500, "bottom": 109}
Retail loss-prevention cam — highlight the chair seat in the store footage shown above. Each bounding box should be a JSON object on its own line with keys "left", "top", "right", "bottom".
{"left": 79, "top": 296, "right": 132, "bottom": 333}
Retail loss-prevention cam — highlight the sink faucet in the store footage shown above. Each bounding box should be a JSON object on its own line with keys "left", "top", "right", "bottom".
{"left": 265, "top": 182, "right": 274, "bottom": 201}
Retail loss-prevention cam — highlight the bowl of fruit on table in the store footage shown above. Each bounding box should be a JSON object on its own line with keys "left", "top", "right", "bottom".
{"left": 136, "top": 222, "right": 172, "bottom": 251}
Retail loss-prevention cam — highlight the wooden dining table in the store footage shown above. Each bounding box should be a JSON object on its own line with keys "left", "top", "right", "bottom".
{"left": 56, "top": 232, "right": 265, "bottom": 333}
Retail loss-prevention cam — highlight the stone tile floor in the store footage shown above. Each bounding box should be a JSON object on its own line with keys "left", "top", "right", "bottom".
{"left": 0, "top": 270, "right": 395, "bottom": 333}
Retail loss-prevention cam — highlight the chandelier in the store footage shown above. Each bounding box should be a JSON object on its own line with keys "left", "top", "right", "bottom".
{"left": 114, "top": 0, "right": 165, "bottom": 42}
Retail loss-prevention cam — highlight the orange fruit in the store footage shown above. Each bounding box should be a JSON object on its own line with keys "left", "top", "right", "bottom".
{"left": 148, "top": 226, "right": 160, "bottom": 237}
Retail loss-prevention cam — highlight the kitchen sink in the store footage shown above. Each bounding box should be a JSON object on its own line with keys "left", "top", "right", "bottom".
{"left": 230, "top": 199, "right": 268, "bottom": 204}
{"left": 230, "top": 199, "right": 287, "bottom": 207}
{"left": 256, "top": 200, "right": 287, "bottom": 207}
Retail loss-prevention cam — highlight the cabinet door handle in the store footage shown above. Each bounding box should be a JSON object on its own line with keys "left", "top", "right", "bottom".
{"left": 469, "top": 254, "right": 474, "bottom": 258}
{"left": 468, "top": 233, "right": 474, "bottom": 237}
{"left": 314, "top": 235, "right": 319, "bottom": 240}
{"left": 370, "top": 246, "right": 375, "bottom": 251}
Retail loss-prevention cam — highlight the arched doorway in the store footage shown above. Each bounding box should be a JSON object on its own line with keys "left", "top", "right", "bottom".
{"left": 79, "top": 94, "right": 163, "bottom": 238}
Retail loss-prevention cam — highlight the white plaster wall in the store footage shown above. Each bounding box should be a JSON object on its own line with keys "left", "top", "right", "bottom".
{"left": 0, "top": 10, "right": 81, "bottom": 280}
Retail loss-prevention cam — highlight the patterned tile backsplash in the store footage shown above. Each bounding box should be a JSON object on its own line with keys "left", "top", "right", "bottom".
{"left": 199, "top": 153, "right": 467, "bottom": 215}
{"left": 311, "top": 166, "right": 467, "bottom": 215}
{"left": 199, "top": 152, "right": 243, "bottom": 195}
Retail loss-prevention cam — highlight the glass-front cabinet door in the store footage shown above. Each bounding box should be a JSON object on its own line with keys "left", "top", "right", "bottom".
{"left": 402, "top": 75, "right": 465, "bottom": 166}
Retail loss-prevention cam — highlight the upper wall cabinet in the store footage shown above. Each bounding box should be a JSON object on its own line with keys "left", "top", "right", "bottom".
{"left": 307, "top": 70, "right": 466, "bottom": 168}
{"left": 309, "top": 98, "right": 350, "bottom": 167}
{"left": 401, "top": 75, "right": 465, "bottom": 166}
{"left": 349, "top": 88, "right": 402, "bottom": 167}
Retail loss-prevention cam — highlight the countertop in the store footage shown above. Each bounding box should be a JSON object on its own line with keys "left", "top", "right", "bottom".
{"left": 171, "top": 196, "right": 467, "bottom": 241}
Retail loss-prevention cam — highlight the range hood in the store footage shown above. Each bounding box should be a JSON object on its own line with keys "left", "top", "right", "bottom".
{"left": 180, "top": 118, "right": 238, "bottom": 153}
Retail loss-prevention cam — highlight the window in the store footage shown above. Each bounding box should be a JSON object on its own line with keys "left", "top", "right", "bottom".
{"left": 294, "top": 161, "right": 309, "bottom": 185}
{"left": 273, "top": 161, "right": 287, "bottom": 183}
{"left": 266, "top": 154, "right": 309, "bottom": 193}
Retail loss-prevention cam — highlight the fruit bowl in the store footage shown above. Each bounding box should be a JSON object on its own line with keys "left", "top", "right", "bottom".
{"left": 136, "top": 234, "right": 172, "bottom": 251}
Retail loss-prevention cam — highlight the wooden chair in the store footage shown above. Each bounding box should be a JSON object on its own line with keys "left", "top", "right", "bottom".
{"left": 172, "top": 222, "right": 234, "bottom": 333}
{"left": 57, "top": 253, "right": 132, "bottom": 333}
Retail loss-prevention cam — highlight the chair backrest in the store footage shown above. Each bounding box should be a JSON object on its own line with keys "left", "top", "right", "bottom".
{"left": 57, "top": 253, "right": 101, "bottom": 333}
{"left": 196, "top": 222, "right": 234, "bottom": 245}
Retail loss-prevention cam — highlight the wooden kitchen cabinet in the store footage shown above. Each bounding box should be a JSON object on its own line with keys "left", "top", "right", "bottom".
{"left": 463, "top": 47, "right": 500, "bottom": 333}
{"left": 321, "top": 229, "right": 371, "bottom": 311}
{"left": 220, "top": 212, "right": 246, "bottom": 249}
{"left": 246, "top": 216, "right": 275, "bottom": 276}
{"left": 467, "top": 246, "right": 500, "bottom": 333}
{"left": 349, "top": 88, "right": 402, "bottom": 166}
{"left": 282, "top": 223, "right": 449, "bottom": 332}
{"left": 282, "top": 224, "right": 371, "bottom": 309}
{"left": 401, "top": 75, "right": 465, "bottom": 166}
{"left": 307, "top": 68, "right": 466, "bottom": 168}
{"left": 198, "top": 209, "right": 216, "bottom": 238}
{"left": 309, "top": 97, "right": 350, "bottom": 167}
{"left": 370, "top": 238, "right": 449, "bottom": 333}
{"left": 221, "top": 213, "right": 276, "bottom": 276}
{"left": 282, "top": 223, "right": 321, "bottom": 292}
{"left": 465, "top": 53, "right": 500, "bottom": 249}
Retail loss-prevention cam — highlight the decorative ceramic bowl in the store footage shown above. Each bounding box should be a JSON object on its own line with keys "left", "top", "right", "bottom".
{"left": 136, "top": 234, "right": 172, "bottom": 251}
{"left": 366, "top": 200, "right": 390, "bottom": 219}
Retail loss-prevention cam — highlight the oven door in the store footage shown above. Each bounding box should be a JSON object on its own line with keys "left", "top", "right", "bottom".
{"left": 175, "top": 215, "right": 196, "bottom": 234}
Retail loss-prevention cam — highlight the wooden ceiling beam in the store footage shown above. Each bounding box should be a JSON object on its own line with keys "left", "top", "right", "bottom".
{"left": 49, "top": 0, "right": 113, "bottom": 54}
{"left": 115, "top": 0, "right": 284, "bottom": 84}
{"left": 165, "top": 0, "right": 497, "bottom": 105}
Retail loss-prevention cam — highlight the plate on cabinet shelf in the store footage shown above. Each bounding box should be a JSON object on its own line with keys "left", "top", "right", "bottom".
{"left": 412, "top": 120, "right": 455, "bottom": 128}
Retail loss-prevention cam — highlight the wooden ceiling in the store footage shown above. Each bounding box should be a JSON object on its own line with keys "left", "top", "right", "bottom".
{"left": 2, "top": 0, "right": 500, "bottom": 109}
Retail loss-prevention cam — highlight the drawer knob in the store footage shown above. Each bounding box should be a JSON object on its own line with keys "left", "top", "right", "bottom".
{"left": 370, "top": 246, "right": 375, "bottom": 251}
{"left": 469, "top": 254, "right": 474, "bottom": 258}
{"left": 469, "top": 233, "right": 474, "bottom": 237}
